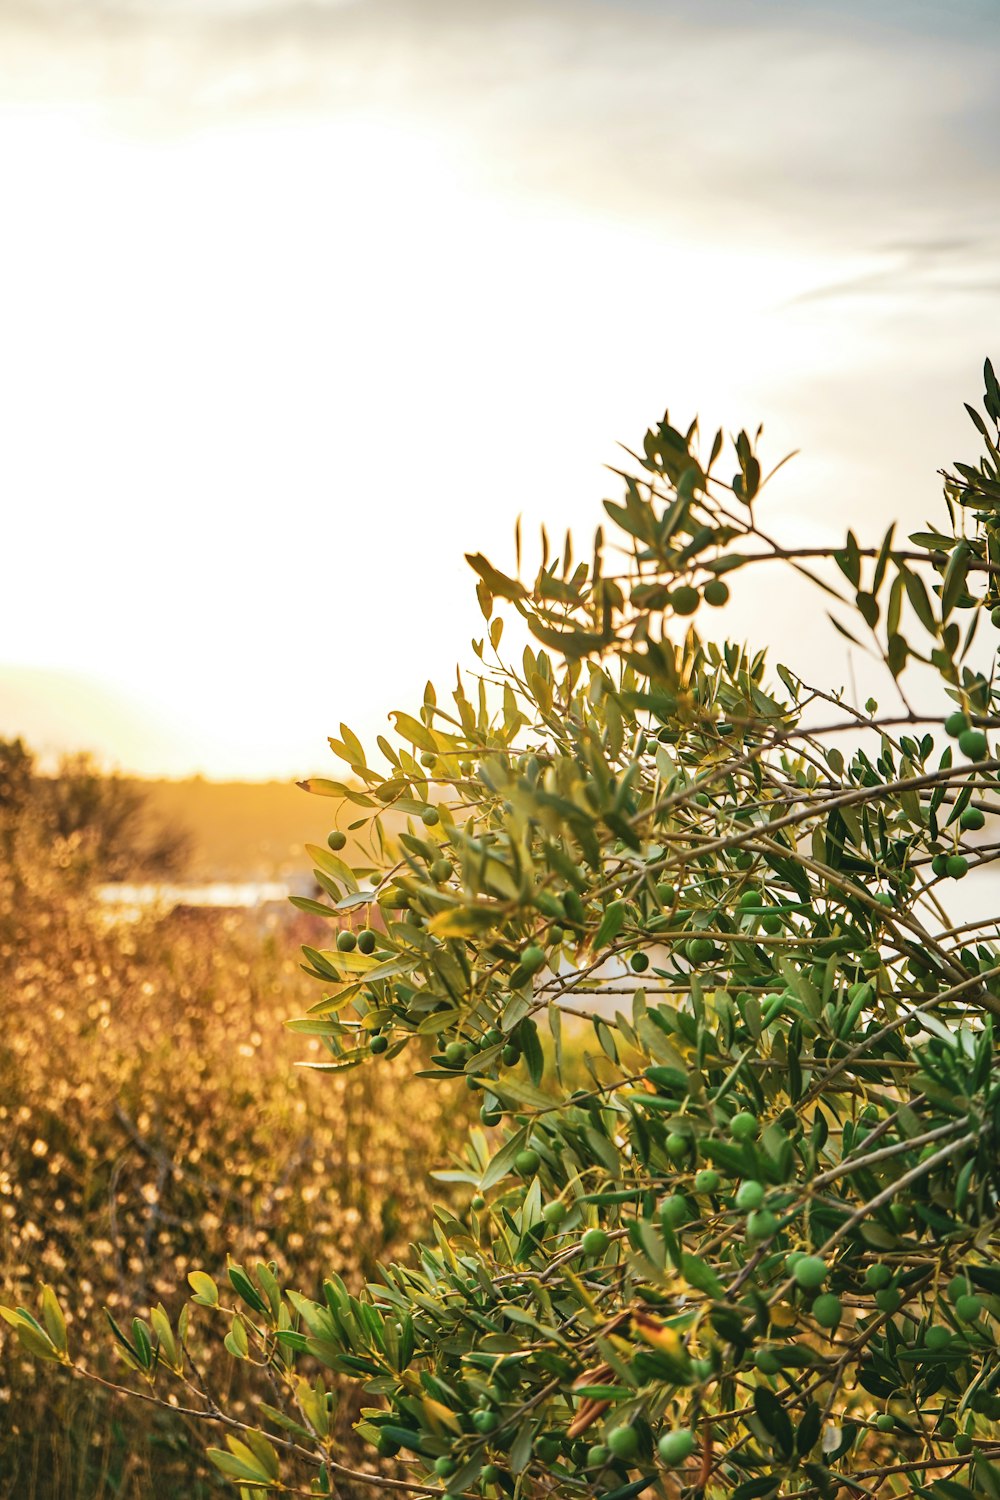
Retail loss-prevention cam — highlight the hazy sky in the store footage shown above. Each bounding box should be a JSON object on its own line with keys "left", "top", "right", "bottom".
{"left": 2, "top": 0, "right": 999, "bottom": 777}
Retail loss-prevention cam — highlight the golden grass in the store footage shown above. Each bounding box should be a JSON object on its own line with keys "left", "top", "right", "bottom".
{"left": 0, "top": 815, "right": 466, "bottom": 1498}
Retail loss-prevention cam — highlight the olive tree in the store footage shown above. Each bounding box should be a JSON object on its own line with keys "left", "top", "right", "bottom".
{"left": 9, "top": 363, "right": 1000, "bottom": 1500}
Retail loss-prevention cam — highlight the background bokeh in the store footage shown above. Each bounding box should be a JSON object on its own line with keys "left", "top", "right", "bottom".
{"left": 2, "top": 0, "right": 998, "bottom": 777}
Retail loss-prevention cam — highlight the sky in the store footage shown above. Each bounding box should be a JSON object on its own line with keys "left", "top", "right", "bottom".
{"left": 1, "top": 0, "right": 999, "bottom": 778}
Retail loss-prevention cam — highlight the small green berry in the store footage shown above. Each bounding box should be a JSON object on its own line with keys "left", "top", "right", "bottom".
{"left": 735, "top": 1180, "right": 765, "bottom": 1212}
{"left": 686, "top": 937, "right": 716, "bottom": 965}
{"left": 958, "top": 728, "right": 989, "bottom": 760}
{"left": 666, "top": 1132, "right": 689, "bottom": 1161}
{"left": 944, "top": 710, "right": 968, "bottom": 738}
{"left": 435, "top": 1456, "right": 457, "bottom": 1477}
{"left": 946, "top": 854, "right": 969, "bottom": 879}
{"left": 327, "top": 830, "right": 347, "bottom": 851}
{"left": 587, "top": 1444, "right": 610, "bottom": 1468}
{"left": 542, "top": 1201, "right": 567, "bottom": 1227}
{"left": 812, "top": 1293, "right": 842, "bottom": 1329}
{"left": 694, "top": 1169, "right": 721, "bottom": 1193}
{"left": 730, "top": 1111, "right": 759, "bottom": 1142}
{"left": 671, "top": 585, "right": 699, "bottom": 616}
{"left": 606, "top": 1425, "right": 639, "bottom": 1461}
{"left": 657, "top": 1428, "right": 694, "bottom": 1465}
{"left": 357, "top": 928, "right": 377, "bottom": 954}
{"left": 336, "top": 929, "right": 357, "bottom": 952}
{"left": 960, "top": 806, "right": 986, "bottom": 830}
{"left": 746, "top": 1209, "right": 778, "bottom": 1240}
{"left": 581, "top": 1228, "right": 610, "bottom": 1257}
{"left": 369, "top": 1034, "right": 389, "bottom": 1055}
{"left": 865, "top": 1264, "right": 892, "bottom": 1291}
{"left": 703, "top": 578, "right": 730, "bottom": 607}
{"left": 659, "top": 1194, "right": 689, "bottom": 1228}
{"left": 421, "top": 805, "right": 440, "bottom": 826}
{"left": 514, "top": 1148, "right": 541, "bottom": 1177}
{"left": 954, "top": 1432, "right": 974, "bottom": 1455}
{"left": 875, "top": 1413, "right": 895, "bottom": 1433}
{"left": 793, "top": 1256, "right": 828, "bottom": 1291}
{"left": 631, "top": 951, "right": 650, "bottom": 972}
{"left": 924, "top": 1325, "right": 951, "bottom": 1350}
{"left": 956, "top": 1293, "right": 983, "bottom": 1322}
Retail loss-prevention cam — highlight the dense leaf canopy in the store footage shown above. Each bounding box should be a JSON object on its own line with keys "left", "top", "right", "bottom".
{"left": 10, "top": 363, "right": 1000, "bottom": 1500}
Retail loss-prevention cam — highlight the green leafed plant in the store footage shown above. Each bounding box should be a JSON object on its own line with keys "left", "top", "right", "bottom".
{"left": 11, "top": 362, "right": 1000, "bottom": 1499}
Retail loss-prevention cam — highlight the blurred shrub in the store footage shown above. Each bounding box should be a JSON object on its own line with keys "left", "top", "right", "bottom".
{"left": 0, "top": 738, "right": 190, "bottom": 888}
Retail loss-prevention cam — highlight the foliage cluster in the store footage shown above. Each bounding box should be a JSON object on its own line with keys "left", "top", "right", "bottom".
{"left": 11, "top": 363, "right": 1000, "bottom": 1500}
{"left": 0, "top": 781, "right": 466, "bottom": 1498}
{"left": 0, "top": 740, "right": 191, "bottom": 887}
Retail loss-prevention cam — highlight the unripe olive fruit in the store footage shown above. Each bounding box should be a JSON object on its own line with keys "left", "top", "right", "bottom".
{"left": 793, "top": 1256, "right": 828, "bottom": 1291}
{"left": 961, "top": 806, "right": 986, "bottom": 830}
{"left": 735, "top": 1180, "right": 765, "bottom": 1212}
{"left": 875, "top": 1413, "right": 894, "bottom": 1433}
{"left": 686, "top": 937, "right": 716, "bottom": 965}
{"left": 581, "top": 1228, "right": 610, "bottom": 1257}
{"left": 938, "top": 1417, "right": 958, "bottom": 1438}
{"left": 875, "top": 1288, "right": 902, "bottom": 1314}
{"left": 480, "top": 1107, "right": 502, "bottom": 1127}
{"left": 754, "top": 1348, "right": 782, "bottom": 1374}
{"left": 704, "top": 578, "right": 729, "bottom": 607}
{"left": 473, "top": 1410, "right": 499, "bottom": 1434}
{"left": 520, "top": 944, "right": 546, "bottom": 974}
{"left": 812, "top": 1293, "right": 842, "bottom": 1328}
{"left": 501, "top": 1043, "right": 521, "bottom": 1066}
{"left": 430, "top": 858, "right": 453, "bottom": 882}
{"left": 959, "top": 728, "right": 989, "bottom": 760}
{"left": 337, "top": 929, "right": 357, "bottom": 952}
{"left": 931, "top": 854, "right": 949, "bottom": 877}
{"left": 514, "top": 1148, "right": 541, "bottom": 1177}
{"left": 444, "top": 1041, "right": 466, "bottom": 1067}
{"left": 956, "top": 1293, "right": 983, "bottom": 1322}
{"left": 925, "top": 1325, "right": 951, "bottom": 1350}
{"left": 369, "top": 1034, "right": 389, "bottom": 1055}
{"left": 945, "top": 710, "right": 968, "bottom": 737}
{"left": 665, "top": 1132, "right": 689, "bottom": 1161}
{"left": 694, "top": 1169, "right": 721, "bottom": 1193}
{"left": 730, "top": 1111, "right": 759, "bottom": 1141}
{"left": 746, "top": 1210, "right": 778, "bottom": 1240}
{"left": 420, "top": 805, "right": 440, "bottom": 826}
{"left": 357, "top": 928, "right": 377, "bottom": 954}
{"left": 327, "top": 830, "right": 347, "bottom": 851}
{"left": 671, "top": 585, "right": 699, "bottom": 616}
{"left": 533, "top": 1437, "right": 560, "bottom": 1462}
{"left": 655, "top": 882, "right": 676, "bottom": 904}
{"left": 865, "top": 1264, "right": 892, "bottom": 1291}
{"left": 658, "top": 1428, "right": 694, "bottom": 1465}
{"left": 587, "top": 1444, "right": 610, "bottom": 1468}
{"left": 470, "top": 1194, "right": 486, "bottom": 1211}
{"left": 631, "top": 952, "right": 650, "bottom": 972}
{"left": 761, "top": 913, "right": 783, "bottom": 934}
{"left": 607, "top": 1425, "right": 639, "bottom": 1461}
{"left": 954, "top": 1433, "right": 974, "bottom": 1455}
{"left": 481, "top": 1462, "right": 502, "bottom": 1483}
{"left": 659, "top": 1194, "right": 689, "bottom": 1227}
{"left": 946, "top": 854, "right": 969, "bottom": 879}
{"left": 542, "top": 1201, "right": 567, "bottom": 1226}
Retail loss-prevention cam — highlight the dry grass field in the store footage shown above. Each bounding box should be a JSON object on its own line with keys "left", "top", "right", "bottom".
{"left": 0, "top": 755, "right": 465, "bottom": 1498}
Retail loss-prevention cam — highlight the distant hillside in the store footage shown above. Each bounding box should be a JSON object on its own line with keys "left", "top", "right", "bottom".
{"left": 129, "top": 778, "right": 371, "bottom": 882}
